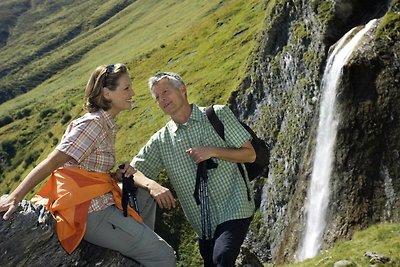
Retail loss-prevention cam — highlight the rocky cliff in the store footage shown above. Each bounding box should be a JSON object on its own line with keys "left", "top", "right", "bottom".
{"left": 230, "top": 0, "right": 399, "bottom": 263}
{"left": 0, "top": 198, "right": 139, "bottom": 266}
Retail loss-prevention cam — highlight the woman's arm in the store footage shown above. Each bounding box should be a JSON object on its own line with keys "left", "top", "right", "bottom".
{"left": 0, "top": 149, "right": 73, "bottom": 220}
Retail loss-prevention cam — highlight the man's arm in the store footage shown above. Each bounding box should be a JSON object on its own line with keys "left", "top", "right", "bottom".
{"left": 186, "top": 140, "right": 256, "bottom": 164}
{"left": 135, "top": 170, "right": 177, "bottom": 210}
{"left": 120, "top": 164, "right": 176, "bottom": 210}
{"left": 187, "top": 105, "right": 256, "bottom": 164}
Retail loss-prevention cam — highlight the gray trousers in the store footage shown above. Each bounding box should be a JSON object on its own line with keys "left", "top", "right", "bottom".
{"left": 84, "top": 188, "right": 176, "bottom": 267}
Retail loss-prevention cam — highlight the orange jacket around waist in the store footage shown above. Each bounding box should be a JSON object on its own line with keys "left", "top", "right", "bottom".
{"left": 31, "top": 167, "right": 142, "bottom": 253}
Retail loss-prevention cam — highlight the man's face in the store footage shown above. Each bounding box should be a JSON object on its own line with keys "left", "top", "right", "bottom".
{"left": 152, "top": 78, "right": 187, "bottom": 116}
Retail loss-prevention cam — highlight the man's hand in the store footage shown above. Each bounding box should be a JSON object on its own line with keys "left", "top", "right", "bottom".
{"left": 0, "top": 195, "right": 19, "bottom": 220}
{"left": 147, "top": 181, "right": 176, "bottom": 210}
{"left": 131, "top": 169, "right": 176, "bottom": 210}
{"left": 186, "top": 147, "right": 214, "bottom": 164}
{"left": 187, "top": 141, "right": 256, "bottom": 164}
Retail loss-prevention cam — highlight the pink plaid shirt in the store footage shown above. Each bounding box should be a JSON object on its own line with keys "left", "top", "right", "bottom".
{"left": 56, "top": 109, "right": 117, "bottom": 212}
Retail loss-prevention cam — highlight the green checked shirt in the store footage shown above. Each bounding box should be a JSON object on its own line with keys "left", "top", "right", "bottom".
{"left": 131, "top": 104, "right": 255, "bottom": 238}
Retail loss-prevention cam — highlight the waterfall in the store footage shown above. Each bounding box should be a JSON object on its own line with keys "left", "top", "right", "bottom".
{"left": 381, "top": 165, "right": 395, "bottom": 219}
{"left": 298, "top": 19, "right": 377, "bottom": 260}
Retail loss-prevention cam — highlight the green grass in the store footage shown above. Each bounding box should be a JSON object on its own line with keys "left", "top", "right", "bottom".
{"left": 265, "top": 223, "right": 400, "bottom": 267}
{"left": 376, "top": 7, "right": 400, "bottom": 40}
{"left": 0, "top": 1, "right": 267, "bottom": 264}
{"left": 0, "top": 0, "right": 267, "bottom": 195}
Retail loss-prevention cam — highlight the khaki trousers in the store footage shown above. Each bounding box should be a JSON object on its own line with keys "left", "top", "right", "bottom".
{"left": 84, "top": 188, "right": 176, "bottom": 267}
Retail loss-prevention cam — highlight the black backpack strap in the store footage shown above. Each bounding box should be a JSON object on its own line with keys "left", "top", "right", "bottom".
{"left": 205, "top": 105, "right": 225, "bottom": 141}
{"left": 205, "top": 105, "right": 251, "bottom": 201}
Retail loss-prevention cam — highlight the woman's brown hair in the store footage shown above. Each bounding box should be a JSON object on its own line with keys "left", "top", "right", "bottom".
{"left": 84, "top": 63, "right": 129, "bottom": 112}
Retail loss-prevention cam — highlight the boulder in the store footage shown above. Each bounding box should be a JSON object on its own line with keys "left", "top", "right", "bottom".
{"left": 0, "top": 197, "right": 139, "bottom": 267}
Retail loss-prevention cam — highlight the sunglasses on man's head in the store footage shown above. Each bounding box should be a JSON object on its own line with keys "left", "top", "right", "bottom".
{"left": 154, "top": 72, "right": 183, "bottom": 83}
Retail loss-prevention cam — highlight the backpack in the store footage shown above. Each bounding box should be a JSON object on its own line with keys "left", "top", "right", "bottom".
{"left": 205, "top": 105, "right": 270, "bottom": 181}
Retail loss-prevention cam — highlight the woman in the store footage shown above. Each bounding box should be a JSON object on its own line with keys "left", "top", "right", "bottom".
{"left": 0, "top": 64, "right": 176, "bottom": 267}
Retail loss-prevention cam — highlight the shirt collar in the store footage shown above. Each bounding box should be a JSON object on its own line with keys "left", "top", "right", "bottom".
{"left": 99, "top": 109, "right": 117, "bottom": 131}
{"left": 167, "top": 104, "right": 204, "bottom": 133}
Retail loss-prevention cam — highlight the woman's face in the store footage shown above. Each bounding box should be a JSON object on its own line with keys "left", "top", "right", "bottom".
{"left": 104, "top": 73, "right": 134, "bottom": 117}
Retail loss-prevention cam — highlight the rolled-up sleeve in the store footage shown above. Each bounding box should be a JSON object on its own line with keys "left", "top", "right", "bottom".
{"left": 131, "top": 133, "right": 163, "bottom": 180}
{"left": 56, "top": 119, "right": 104, "bottom": 163}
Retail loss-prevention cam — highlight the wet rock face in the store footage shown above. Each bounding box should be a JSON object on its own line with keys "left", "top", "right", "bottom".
{"left": 229, "top": 0, "right": 398, "bottom": 264}
{"left": 0, "top": 199, "right": 139, "bottom": 267}
{"left": 328, "top": 15, "right": 400, "bottom": 245}
{"left": 325, "top": 0, "right": 391, "bottom": 45}
{"left": 229, "top": 1, "right": 328, "bottom": 262}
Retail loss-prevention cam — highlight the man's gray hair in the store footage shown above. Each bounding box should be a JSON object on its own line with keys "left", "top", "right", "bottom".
{"left": 148, "top": 72, "right": 185, "bottom": 93}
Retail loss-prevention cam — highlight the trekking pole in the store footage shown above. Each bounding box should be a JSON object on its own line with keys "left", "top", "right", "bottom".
{"left": 119, "top": 164, "right": 139, "bottom": 217}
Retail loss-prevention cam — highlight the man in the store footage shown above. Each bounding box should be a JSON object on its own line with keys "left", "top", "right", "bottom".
{"left": 129, "top": 72, "right": 255, "bottom": 266}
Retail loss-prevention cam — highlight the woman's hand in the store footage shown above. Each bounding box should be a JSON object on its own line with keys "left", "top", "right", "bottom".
{"left": 0, "top": 149, "right": 73, "bottom": 221}
{"left": 0, "top": 195, "right": 20, "bottom": 220}
{"left": 115, "top": 161, "right": 137, "bottom": 181}
{"left": 120, "top": 161, "right": 137, "bottom": 177}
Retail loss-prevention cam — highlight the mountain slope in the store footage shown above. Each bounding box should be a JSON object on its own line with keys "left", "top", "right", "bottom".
{"left": 0, "top": 0, "right": 266, "bottom": 191}
{"left": 0, "top": 0, "right": 136, "bottom": 103}
{"left": 0, "top": 1, "right": 266, "bottom": 265}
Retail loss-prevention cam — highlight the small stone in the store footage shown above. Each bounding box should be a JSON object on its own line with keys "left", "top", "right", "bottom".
{"left": 333, "top": 259, "right": 355, "bottom": 267}
{"left": 365, "top": 251, "right": 391, "bottom": 264}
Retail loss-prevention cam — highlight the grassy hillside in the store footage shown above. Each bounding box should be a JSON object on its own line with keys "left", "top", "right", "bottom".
{"left": 0, "top": 0, "right": 136, "bottom": 103}
{"left": 0, "top": 0, "right": 267, "bottom": 193}
{"left": 0, "top": 0, "right": 266, "bottom": 265}
{"left": 267, "top": 223, "right": 400, "bottom": 267}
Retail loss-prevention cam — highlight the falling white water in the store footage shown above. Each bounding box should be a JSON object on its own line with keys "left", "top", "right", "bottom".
{"left": 298, "top": 19, "right": 377, "bottom": 260}
{"left": 381, "top": 165, "right": 395, "bottom": 219}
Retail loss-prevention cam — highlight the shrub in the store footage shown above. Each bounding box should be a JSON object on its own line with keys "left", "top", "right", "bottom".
{"left": 24, "top": 151, "right": 40, "bottom": 167}
{"left": 39, "top": 108, "right": 57, "bottom": 119}
{"left": 0, "top": 115, "right": 13, "bottom": 127}
{"left": 13, "top": 173, "right": 21, "bottom": 182}
{"left": 14, "top": 108, "right": 32, "bottom": 120}
{"left": 52, "top": 137, "right": 59, "bottom": 146}
{"left": 11, "top": 157, "right": 23, "bottom": 171}
{"left": 1, "top": 140, "right": 16, "bottom": 158}
{"left": 0, "top": 149, "right": 9, "bottom": 166}
{"left": 61, "top": 114, "right": 72, "bottom": 124}
{"left": 17, "top": 137, "right": 30, "bottom": 146}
